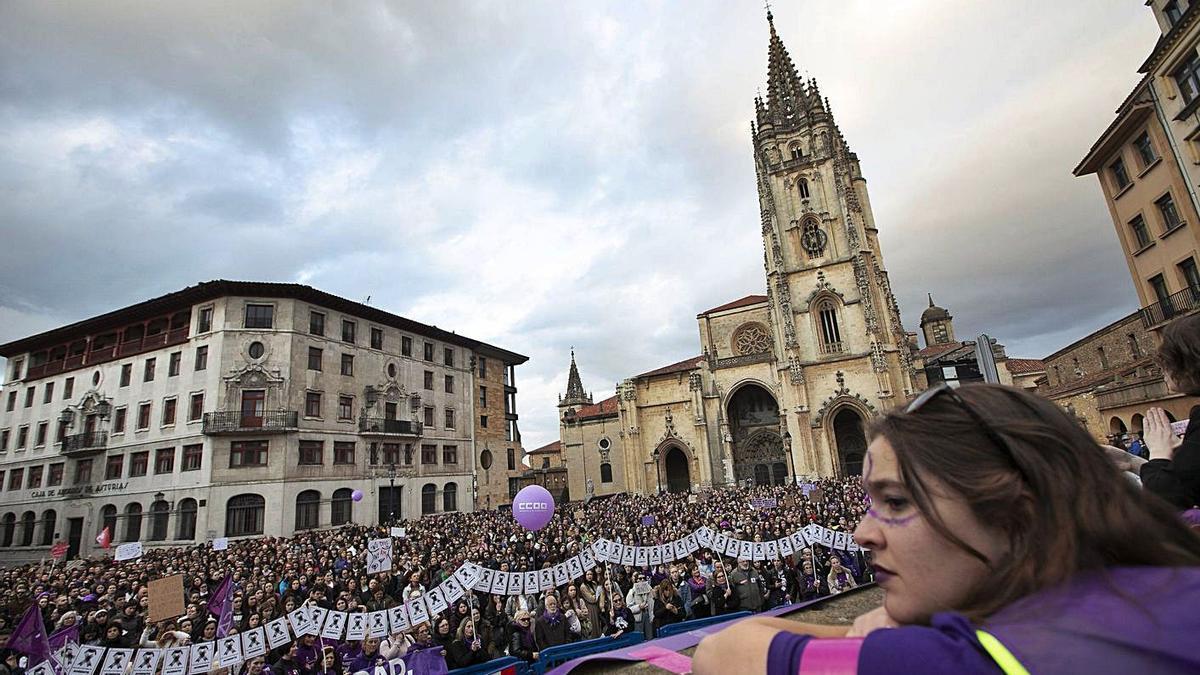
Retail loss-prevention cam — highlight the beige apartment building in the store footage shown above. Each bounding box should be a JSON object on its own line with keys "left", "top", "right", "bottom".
{"left": 1067, "top": 0, "right": 1200, "bottom": 440}
{"left": 0, "top": 281, "right": 527, "bottom": 564}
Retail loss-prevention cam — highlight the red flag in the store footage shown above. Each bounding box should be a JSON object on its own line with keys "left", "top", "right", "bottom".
{"left": 50, "top": 542, "right": 69, "bottom": 560}
{"left": 95, "top": 526, "right": 111, "bottom": 549}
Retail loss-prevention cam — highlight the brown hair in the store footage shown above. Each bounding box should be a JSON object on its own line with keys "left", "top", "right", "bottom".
{"left": 1157, "top": 314, "right": 1200, "bottom": 395}
{"left": 871, "top": 383, "right": 1200, "bottom": 621}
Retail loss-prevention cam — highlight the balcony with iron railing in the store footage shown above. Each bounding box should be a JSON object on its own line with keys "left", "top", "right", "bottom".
{"left": 1140, "top": 286, "right": 1200, "bottom": 328}
{"left": 202, "top": 410, "right": 298, "bottom": 435}
{"left": 61, "top": 432, "right": 108, "bottom": 455}
{"left": 358, "top": 418, "right": 423, "bottom": 436}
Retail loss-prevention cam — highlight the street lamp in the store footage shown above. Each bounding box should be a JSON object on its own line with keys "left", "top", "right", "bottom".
{"left": 651, "top": 448, "right": 662, "bottom": 495}
{"left": 388, "top": 462, "right": 397, "bottom": 526}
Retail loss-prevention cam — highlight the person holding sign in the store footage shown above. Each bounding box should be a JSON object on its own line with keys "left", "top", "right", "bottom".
{"left": 693, "top": 384, "right": 1200, "bottom": 675}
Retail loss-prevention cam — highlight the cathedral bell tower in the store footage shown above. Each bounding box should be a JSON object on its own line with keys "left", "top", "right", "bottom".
{"left": 752, "top": 11, "right": 918, "bottom": 477}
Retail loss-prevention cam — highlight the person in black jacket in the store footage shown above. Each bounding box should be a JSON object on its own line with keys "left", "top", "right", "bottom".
{"left": 507, "top": 610, "right": 538, "bottom": 662}
{"left": 1141, "top": 314, "right": 1200, "bottom": 510}
{"left": 446, "top": 619, "right": 490, "bottom": 669}
{"left": 705, "top": 565, "right": 741, "bottom": 615}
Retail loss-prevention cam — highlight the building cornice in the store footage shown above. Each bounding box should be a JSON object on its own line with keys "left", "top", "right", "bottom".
{"left": 0, "top": 280, "right": 528, "bottom": 364}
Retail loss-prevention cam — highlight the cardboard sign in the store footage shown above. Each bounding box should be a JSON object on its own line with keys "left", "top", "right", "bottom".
{"left": 487, "top": 570, "right": 507, "bottom": 596}
{"left": 69, "top": 645, "right": 104, "bottom": 675}
{"left": 114, "top": 542, "right": 143, "bottom": 562}
{"left": 147, "top": 574, "right": 186, "bottom": 623}
{"left": 366, "top": 611, "right": 389, "bottom": 639}
{"left": 406, "top": 596, "right": 430, "bottom": 626}
{"left": 521, "top": 571, "right": 539, "bottom": 596}
{"left": 387, "top": 604, "right": 410, "bottom": 635}
{"left": 27, "top": 663, "right": 55, "bottom": 675}
{"left": 265, "top": 617, "right": 291, "bottom": 649}
{"left": 441, "top": 575, "right": 465, "bottom": 604}
{"left": 189, "top": 642, "right": 215, "bottom": 675}
{"left": 160, "top": 648, "right": 189, "bottom": 675}
{"left": 216, "top": 636, "right": 243, "bottom": 668}
{"left": 765, "top": 540, "right": 779, "bottom": 559}
{"left": 390, "top": 527, "right": 406, "bottom": 538}
{"left": 100, "top": 648, "right": 133, "bottom": 675}
{"left": 366, "top": 537, "right": 392, "bottom": 574}
{"left": 345, "top": 613, "right": 368, "bottom": 642}
{"left": 425, "top": 587, "right": 449, "bottom": 616}
{"left": 241, "top": 627, "right": 267, "bottom": 659}
{"left": 579, "top": 548, "right": 597, "bottom": 571}
{"left": 321, "top": 610, "right": 347, "bottom": 640}
{"left": 131, "top": 648, "right": 162, "bottom": 675}
{"left": 553, "top": 563, "right": 570, "bottom": 588}
{"left": 212, "top": 538, "right": 229, "bottom": 551}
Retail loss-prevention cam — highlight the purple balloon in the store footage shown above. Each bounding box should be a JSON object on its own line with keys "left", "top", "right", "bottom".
{"left": 512, "top": 485, "right": 555, "bottom": 531}
{"left": 351, "top": 489, "right": 364, "bottom": 502}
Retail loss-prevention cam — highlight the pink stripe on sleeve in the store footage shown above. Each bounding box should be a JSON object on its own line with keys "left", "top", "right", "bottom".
{"left": 797, "top": 638, "right": 864, "bottom": 675}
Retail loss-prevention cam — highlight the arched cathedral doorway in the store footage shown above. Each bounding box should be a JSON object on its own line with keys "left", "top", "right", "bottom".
{"left": 664, "top": 447, "right": 691, "bottom": 494}
{"left": 728, "top": 384, "right": 787, "bottom": 486}
{"left": 832, "top": 408, "right": 867, "bottom": 476}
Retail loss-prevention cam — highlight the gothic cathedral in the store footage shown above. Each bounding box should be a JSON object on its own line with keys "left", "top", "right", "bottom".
{"left": 552, "top": 14, "right": 920, "bottom": 500}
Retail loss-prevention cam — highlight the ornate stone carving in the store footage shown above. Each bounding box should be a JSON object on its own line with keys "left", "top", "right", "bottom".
{"left": 870, "top": 340, "right": 887, "bottom": 373}
{"left": 771, "top": 232, "right": 785, "bottom": 269}
{"left": 812, "top": 372, "right": 878, "bottom": 427}
{"left": 775, "top": 277, "right": 798, "bottom": 347}
{"left": 732, "top": 322, "right": 772, "bottom": 355}
{"left": 853, "top": 253, "right": 879, "bottom": 334}
{"left": 804, "top": 271, "right": 845, "bottom": 307}
{"left": 688, "top": 372, "right": 702, "bottom": 391}
{"left": 788, "top": 355, "right": 805, "bottom": 384}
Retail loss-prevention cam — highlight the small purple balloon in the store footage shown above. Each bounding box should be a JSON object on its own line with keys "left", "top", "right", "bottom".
{"left": 351, "top": 489, "right": 364, "bottom": 502}
{"left": 512, "top": 485, "right": 555, "bottom": 531}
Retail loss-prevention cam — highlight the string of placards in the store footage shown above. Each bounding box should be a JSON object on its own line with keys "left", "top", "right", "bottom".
{"left": 37, "top": 523, "right": 858, "bottom": 675}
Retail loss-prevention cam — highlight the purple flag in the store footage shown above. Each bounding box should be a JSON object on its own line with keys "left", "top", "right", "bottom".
{"left": 48, "top": 624, "right": 79, "bottom": 651}
{"left": 401, "top": 646, "right": 447, "bottom": 675}
{"left": 9, "top": 604, "right": 52, "bottom": 666}
{"left": 207, "top": 575, "right": 235, "bottom": 638}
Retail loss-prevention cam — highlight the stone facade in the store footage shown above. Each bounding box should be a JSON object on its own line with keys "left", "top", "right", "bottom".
{"left": 472, "top": 354, "right": 526, "bottom": 510}
{"left": 0, "top": 281, "right": 527, "bottom": 564}
{"left": 1034, "top": 310, "right": 1198, "bottom": 440}
{"left": 557, "top": 15, "right": 922, "bottom": 496}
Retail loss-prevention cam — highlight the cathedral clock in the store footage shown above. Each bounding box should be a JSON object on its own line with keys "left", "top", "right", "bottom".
{"left": 801, "top": 223, "right": 827, "bottom": 256}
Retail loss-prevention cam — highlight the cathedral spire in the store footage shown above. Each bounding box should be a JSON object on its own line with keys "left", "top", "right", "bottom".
{"left": 763, "top": 9, "right": 808, "bottom": 131}
{"left": 560, "top": 349, "right": 593, "bottom": 407}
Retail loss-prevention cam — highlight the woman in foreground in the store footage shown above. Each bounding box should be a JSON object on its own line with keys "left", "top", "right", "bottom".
{"left": 693, "top": 383, "right": 1200, "bottom": 674}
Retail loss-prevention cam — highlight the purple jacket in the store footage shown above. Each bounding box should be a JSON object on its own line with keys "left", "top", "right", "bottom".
{"left": 768, "top": 567, "right": 1200, "bottom": 674}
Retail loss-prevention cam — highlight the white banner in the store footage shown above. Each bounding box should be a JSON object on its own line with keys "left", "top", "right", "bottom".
{"left": 115, "top": 542, "right": 144, "bottom": 562}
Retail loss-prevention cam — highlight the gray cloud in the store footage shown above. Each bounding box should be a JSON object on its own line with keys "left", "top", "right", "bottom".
{"left": 0, "top": 1, "right": 1162, "bottom": 450}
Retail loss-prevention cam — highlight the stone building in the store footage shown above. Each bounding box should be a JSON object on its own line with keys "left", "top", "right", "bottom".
{"left": 1034, "top": 310, "right": 1197, "bottom": 441}
{"left": 0, "top": 281, "right": 527, "bottom": 564}
{"left": 558, "top": 14, "right": 924, "bottom": 497}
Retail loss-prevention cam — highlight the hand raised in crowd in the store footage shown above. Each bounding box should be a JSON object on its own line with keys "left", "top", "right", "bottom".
{"left": 1145, "top": 407, "right": 1183, "bottom": 461}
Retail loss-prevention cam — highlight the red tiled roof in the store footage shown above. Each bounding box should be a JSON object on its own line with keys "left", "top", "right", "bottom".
{"left": 637, "top": 356, "right": 705, "bottom": 378}
{"left": 528, "top": 440, "right": 561, "bottom": 455}
{"left": 576, "top": 395, "right": 619, "bottom": 420}
{"left": 916, "top": 342, "right": 961, "bottom": 359}
{"left": 700, "top": 295, "right": 768, "bottom": 315}
{"left": 1006, "top": 358, "right": 1045, "bottom": 375}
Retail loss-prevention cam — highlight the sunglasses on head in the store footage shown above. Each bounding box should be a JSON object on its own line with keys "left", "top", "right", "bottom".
{"left": 905, "top": 382, "right": 1029, "bottom": 483}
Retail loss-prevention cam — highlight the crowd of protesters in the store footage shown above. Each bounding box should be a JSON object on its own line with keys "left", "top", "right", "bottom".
{"left": 0, "top": 479, "right": 872, "bottom": 672}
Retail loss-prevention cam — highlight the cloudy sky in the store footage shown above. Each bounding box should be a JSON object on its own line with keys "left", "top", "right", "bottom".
{"left": 0, "top": 1, "right": 1162, "bottom": 452}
